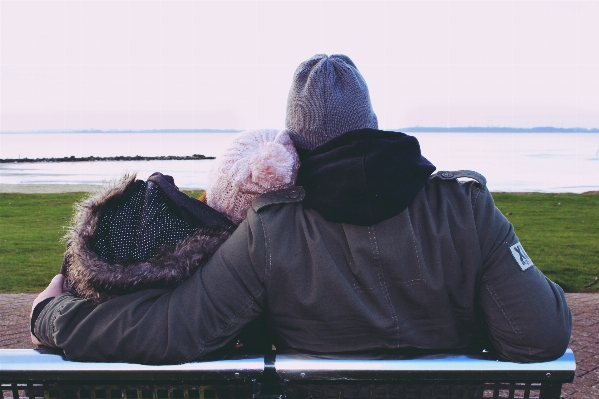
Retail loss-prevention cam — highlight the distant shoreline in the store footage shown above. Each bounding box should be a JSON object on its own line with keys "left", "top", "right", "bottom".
{"left": 0, "top": 184, "right": 205, "bottom": 194}
{"left": 0, "top": 129, "right": 242, "bottom": 134}
{"left": 1, "top": 127, "right": 599, "bottom": 134}
{"left": 399, "top": 127, "right": 599, "bottom": 133}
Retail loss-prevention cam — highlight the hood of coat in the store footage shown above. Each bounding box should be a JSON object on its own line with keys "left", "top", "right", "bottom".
{"left": 62, "top": 174, "right": 234, "bottom": 303}
{"left": 296, "top": 128, "right": 436, "bottom": 226}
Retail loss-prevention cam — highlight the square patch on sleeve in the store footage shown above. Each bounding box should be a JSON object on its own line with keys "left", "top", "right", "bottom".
{"left": 509, "top": 242, "right": 534, "bottom": 271}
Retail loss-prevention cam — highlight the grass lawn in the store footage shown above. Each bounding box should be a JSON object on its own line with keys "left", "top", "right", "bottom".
{"left": 0, "top": 190, "right": 203, "bottom": 293}
{"left": 492, "top": 192, "right": 599, "bottom": 293}
{"left": 0, "top": 191, "right": 596, "bottom": 293}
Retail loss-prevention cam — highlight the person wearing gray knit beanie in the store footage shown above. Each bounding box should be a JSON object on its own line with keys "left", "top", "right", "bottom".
{"left": 286, "top": 54, "right": 378, "bottom": 151}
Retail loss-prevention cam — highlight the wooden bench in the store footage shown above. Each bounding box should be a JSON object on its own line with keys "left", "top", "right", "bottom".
{"left": 0, "top": 348, "right": 575, "bottom": 399}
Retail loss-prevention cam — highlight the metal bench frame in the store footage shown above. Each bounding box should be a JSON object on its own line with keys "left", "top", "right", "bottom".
{"left": 0, "top": 349, "right": 575, "bottom": 399}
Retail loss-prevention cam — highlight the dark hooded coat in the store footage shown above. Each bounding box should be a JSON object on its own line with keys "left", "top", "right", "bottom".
{"left": 34, "top": 129, "right": 571, "bottom": 365}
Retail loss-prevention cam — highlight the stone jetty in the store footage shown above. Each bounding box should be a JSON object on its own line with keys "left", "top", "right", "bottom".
{"left": 0, "top": 154, "right": 214, "bottom": 164}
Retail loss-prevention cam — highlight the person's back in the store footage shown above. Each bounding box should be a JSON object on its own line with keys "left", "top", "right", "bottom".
{"left": 205, "top": 122, "right": 570, "bottom": 363}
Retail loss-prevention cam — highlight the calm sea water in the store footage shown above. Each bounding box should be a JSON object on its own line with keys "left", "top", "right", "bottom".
{"left": 1, "top": 132, "right": 598, "bottom": 192}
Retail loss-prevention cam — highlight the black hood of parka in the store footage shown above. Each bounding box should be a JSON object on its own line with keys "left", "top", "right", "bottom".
{"left": 296, "top": 128, "right": 436, "bottom": 226}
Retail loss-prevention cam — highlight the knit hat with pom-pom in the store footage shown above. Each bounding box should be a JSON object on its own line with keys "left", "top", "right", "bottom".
{"left": 206, "top": 129, "right": 300, "bottom": 224}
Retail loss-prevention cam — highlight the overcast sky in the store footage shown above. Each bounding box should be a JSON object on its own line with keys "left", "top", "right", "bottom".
{"left": 1, "top": 0, "right": 598, "bottom": 131}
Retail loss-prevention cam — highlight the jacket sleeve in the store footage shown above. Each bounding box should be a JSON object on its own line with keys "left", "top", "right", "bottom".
{"left": 34, "top": 215, "right": 267, "bottom": 365}
{"left": 473, "top": 186, "right": 572, "bottom": 362}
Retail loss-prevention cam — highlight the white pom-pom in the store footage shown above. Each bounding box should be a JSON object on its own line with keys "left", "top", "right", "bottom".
{"left": 249, "top": 141, "right": 294, "bottom": 188}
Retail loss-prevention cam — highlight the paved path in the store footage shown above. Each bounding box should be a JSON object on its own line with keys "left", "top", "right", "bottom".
{"left": 1, "top": 293, "right": 597, "bottom": 398}
{"left": 561, "top": 293, "right": 599, "bottom": 399}
{"left": 0, "top": 294, "right": 37, "bottom": 349}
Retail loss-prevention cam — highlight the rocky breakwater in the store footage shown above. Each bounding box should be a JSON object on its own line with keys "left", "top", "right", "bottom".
{"left": 1, "top": 154, "right": 215, "bottom": 163}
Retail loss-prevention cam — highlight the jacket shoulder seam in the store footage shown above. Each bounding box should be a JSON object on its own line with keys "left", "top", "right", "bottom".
{"left": 256, "top": 211, "right": 271, "bottom": 284}
{"left": 251, "top": 187, "right": 305, "bottom": 212}
{"left": 430, "top": 170, "right": 487, "bottom": 189}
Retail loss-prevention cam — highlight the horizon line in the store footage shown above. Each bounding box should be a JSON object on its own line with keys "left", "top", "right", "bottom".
{"left": 1, "top": 126, "right": 599, "bottom": 134}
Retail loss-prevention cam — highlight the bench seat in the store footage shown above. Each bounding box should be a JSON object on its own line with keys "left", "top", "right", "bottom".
{"left": 0, "top": 348, "right": 576, "bottom": 399}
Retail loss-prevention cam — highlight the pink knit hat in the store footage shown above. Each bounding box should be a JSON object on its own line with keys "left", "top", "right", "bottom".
{"left": 206, "top": 129, "right": 300, "bottom": 224}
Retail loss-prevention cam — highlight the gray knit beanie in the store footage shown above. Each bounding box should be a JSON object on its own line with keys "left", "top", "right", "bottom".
{"left": 285, "top": 54, "right": 378, "bottom": 150}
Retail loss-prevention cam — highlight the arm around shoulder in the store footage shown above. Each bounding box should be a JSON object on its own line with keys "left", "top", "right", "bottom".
{"left": 473, "top": 186, "right": 572, "bottom": 362}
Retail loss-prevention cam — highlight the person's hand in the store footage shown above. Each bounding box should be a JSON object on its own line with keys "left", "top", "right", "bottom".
{"left": 31, "top": 274, "right": 66, "bottom": 345}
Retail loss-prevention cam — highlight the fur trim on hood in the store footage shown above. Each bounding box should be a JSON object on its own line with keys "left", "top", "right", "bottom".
{"left": 62, "top": 173, "right": 234, "bottom": 303}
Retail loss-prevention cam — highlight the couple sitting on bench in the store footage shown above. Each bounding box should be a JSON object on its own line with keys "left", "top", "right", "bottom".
{"left": 30, "top": 54, "right": 571, "bottom": 367}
